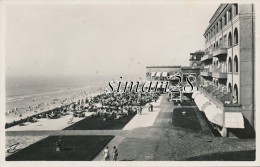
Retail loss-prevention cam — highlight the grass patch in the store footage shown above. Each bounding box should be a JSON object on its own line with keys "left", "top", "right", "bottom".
{"left": 6, "top": 135, "right": 114, "bottom": 161}
{"left": 172, "top": 107, "right": 201, "bottom": 131}
{"left": 64, "top": 113, "right": 136, "bottom": 130}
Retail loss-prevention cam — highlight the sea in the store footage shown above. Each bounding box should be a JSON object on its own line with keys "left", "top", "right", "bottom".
{"left": 5, "top": 74, "right": 145, "bottom": 111}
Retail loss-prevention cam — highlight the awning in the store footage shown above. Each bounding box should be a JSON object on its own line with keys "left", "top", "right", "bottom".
{"left": 225, "top": 112, "right": 244, "bottom": 128}
{"left": 194, "top": 94, "right": 210, "bottom": 111}
{"left": 192, "top": 91, "right": 201, "bottom": 99}
{"left": 151, "top": 72, "right": 156, "bottom": 77}
{"left": 162, "top": 72, "right": 168, "bottom": 77}
{"left": 204, "top": 105, "right": 223, "bottom": 126}
{"left": 155, "top": 72, "right": 161, "bottom": 77}
{"left": 168, "top": 72, "right": 181, "bottom": 80}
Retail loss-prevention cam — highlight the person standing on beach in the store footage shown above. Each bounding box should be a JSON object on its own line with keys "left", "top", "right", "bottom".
{"left": 150, "top": 103, "right": 153, "bottom": 112}
{"left": 112, "top": 146, "right": 118, "bottom": 161}
{"left": 103, "top": 146, "right": 110, "bottom": 161}
{"left": 138, "top": 106, "right": 142, "bottom": 115}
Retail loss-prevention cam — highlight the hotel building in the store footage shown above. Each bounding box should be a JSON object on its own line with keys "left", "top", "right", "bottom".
{"left": 146, "top": 66, "right": 181, "bottom": 81}
{"left": 196, "top": 4, "right": 255, "bottom": 137}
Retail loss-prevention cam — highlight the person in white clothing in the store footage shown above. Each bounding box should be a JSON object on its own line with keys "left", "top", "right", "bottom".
{"left": 103, "top": 146, "right": 110, "bottom": 161}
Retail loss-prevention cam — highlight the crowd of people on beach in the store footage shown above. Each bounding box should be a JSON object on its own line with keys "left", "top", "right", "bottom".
{"left": 5, "top": 90, "right": 160, "bottom": 129}
{"left": 84, "top": 91, "right": 159, "bottom": 120}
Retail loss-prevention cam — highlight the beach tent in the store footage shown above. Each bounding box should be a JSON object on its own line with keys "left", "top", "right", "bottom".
{"left": 151, "top": 72, "right": 156, "bottom": 77}
{"left": 155, "top": 72, "right": 161, "bottom": 77}
{"left": 162, "top": 72, "right": 168, "bottom": 77}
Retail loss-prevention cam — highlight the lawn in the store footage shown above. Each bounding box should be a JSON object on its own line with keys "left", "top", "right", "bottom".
{"left": 64, "top": 112, "right": 136, "bottom": 130}
{"left": 6, "top": 135, "right": 114, "bottom": 161}
{"left": 172, "top": 107, "right": 201, "bottom": 131}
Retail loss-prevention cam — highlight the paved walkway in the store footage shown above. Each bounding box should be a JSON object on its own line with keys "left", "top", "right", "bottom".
{"left": 93, "top": 96, "right": 163, "bottom": 160}
{"left": 6, "top": 94, "right": 255, "bottom": 161}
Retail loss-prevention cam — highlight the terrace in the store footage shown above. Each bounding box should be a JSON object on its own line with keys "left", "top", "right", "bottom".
{"left": 201, "top": 52, "right": 213, "bottom": 62}
{"left": 201, "top": 68, "right": 212, "bottom": 77}
{"left": 199, "top": 85, "right": 240, "bottom": 108}
{"left": 213, "top": 47, "right": 227, "bottom": 57}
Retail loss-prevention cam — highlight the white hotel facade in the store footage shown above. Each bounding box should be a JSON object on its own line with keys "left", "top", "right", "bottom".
{"left": 194, "top": 4, "right": 255, "bottom": 137}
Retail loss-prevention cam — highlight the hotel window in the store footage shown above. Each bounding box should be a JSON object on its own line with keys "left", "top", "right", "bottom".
{"left": 234, "top": 28, "right": 238, "bottom": 44}
{"left": 216, "top": 41, "right": 219, "bottom": 49}
{"left": 228, "top": 57, "right": 232, "bottom": 72}
{"left": 229, "top": 8, "right": 232, "bottom": 21}
{"left": 234, "top": 56, "right": 238, "bottom": 72}
{"left": 223, "top": 15, "right": 226, "bottom": 27}
{"left": 234, "top": 4, "right": 238, "bottom": 16}
{"left": 228, "top": 32, "right": 232, "bottom": 47}
{"left": 234, "top": 84, "right": 238, "bottom": 103}
{"left": 219, "top": 38, "right": 223, "bottom": 47}
{"left": 226, "top": 11, "right": 229, "bottom": 23}
{"left": 223, "top": 35, "right": 227, "bottom": 47}
{"left": 228, "top": 83, "right": 232, "bottom": 92}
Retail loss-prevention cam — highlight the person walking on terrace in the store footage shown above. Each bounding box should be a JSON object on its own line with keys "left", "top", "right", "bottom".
{"left": 112, "top": 146, "right": 118, "bottom": 161}
{"left": 103, "top": 146, "right": 110, "bottom": 161}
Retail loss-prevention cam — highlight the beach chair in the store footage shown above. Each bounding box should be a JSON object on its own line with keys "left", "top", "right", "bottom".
{"left": 6, "top": 143, "right": 19, "bottom": 153}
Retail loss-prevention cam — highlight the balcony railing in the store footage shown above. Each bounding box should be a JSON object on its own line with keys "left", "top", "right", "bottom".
{"left": 212, "top": 67, "right": 227, "bottom": 79}
{"left": 200, "top": 85, "right": 240, "bottom": 107}
{"left": 213, "top": 47, "right": 227, "bottom": 57}
{"left": 201, "top": 68, "right": 212, "bottom": 77}
{"left": 201, "top": 52, "right": 213, "bottom": 62}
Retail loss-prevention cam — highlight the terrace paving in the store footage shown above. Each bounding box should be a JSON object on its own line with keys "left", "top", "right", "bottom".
{"left": 6, "top": 94, "right": 255, "bottom": 161}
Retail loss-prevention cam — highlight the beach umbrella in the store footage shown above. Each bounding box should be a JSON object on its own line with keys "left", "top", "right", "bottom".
{"left": 96, "top": 103, "right": 102, "bottom": 108}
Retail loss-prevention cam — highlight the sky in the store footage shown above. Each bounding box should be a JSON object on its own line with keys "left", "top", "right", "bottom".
{"left": 4, "top": 1, "right": 220, "bottom": 78}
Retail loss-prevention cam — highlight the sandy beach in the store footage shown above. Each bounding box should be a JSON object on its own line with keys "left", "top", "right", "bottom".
{"left": 5, "top": 85, "right": 104, "bottom": 123}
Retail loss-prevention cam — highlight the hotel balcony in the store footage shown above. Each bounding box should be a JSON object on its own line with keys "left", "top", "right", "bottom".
{"left": 199, "top": 85, "right": 240, "bottom": 107}
{"left": 201, "top": 68, "right": 212, "bottom": 77}
{"left": 212, "top": 68, "right": 227, "bottom": 79}
{"left": 201, "top": 52, "right": 213, "bottom": 62}
{"left": 213, "top": 47, "right": 227, "bottom": 57}
{"left": 197, "top": 85, "right": 247, "bottom": 138}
